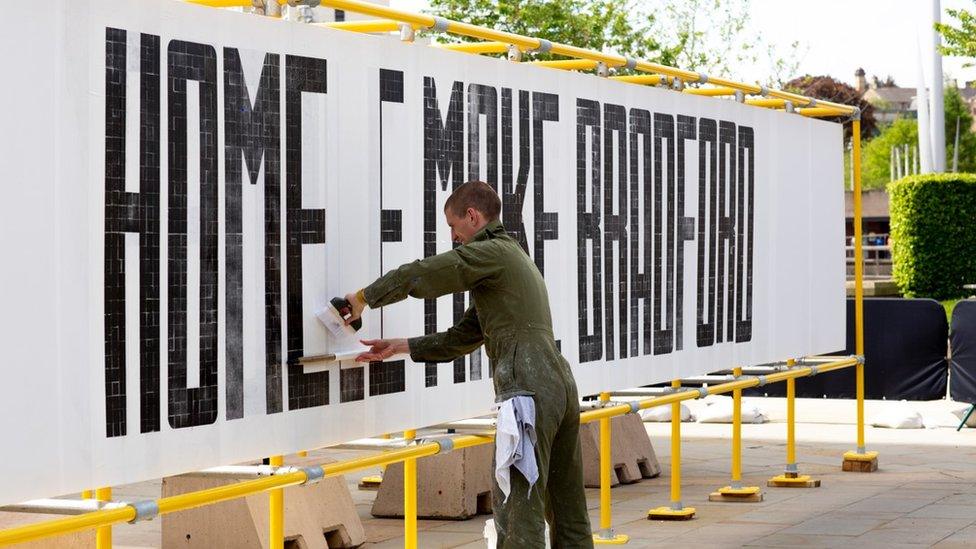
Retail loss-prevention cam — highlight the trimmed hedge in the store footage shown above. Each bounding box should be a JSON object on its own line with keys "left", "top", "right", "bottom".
{"left": 888, "top": 173, "right": 976, "bottom": 299}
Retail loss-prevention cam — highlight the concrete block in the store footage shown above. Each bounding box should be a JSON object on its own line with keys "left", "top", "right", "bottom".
{"left": 0, "top": 512, "right": 95, "bottom": 548}
{"left": 581, "top": 413, "right": 661, "bottom": 488}
{"left": 162, "top": 455, "right": 365, "bottom": 548}
{"left": 371, "top": 444, "right": 493, "bottom": 520}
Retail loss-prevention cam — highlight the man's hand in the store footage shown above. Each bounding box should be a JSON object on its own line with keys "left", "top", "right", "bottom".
{"left": 343, "top": 291, "right": 366, "bottom": 326}
{"left": 356, "top": 338, "right": 409, "bottom": 362}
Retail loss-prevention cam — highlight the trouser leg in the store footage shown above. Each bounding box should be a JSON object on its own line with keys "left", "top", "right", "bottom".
{"left": 547, "top": 397, "right": 593, "bottom": 547}
{"left": 493, "top": 461, "right": 548, "bottom": 548}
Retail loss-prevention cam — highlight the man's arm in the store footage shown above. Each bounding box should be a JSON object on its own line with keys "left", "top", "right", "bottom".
{"left": 363, "top": 243, "right": 498, "bottom": 309}
{"left": 407, "top": 305, "right": 483, "bottom": 363}
{"left": 356, "top": 306, "right": 483, "bottom": 363}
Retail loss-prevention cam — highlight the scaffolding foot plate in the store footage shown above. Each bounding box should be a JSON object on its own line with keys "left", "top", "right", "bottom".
{"left": 358, "top": 475, "right": 383, "bottom": 490}
{"left": 709, "top": 486, "right": 763, "bottom": 502}
{"left": 647, "top": 506, "right": 696, "bottom": 520}
{"left": 767, "top": 474, "right": 821, "bottom": 488}
{"left": 842, "top": 451, "right": 879, "bottom": 473}
{"left": 593, "top": 532, "right": 630, "bottom": 545}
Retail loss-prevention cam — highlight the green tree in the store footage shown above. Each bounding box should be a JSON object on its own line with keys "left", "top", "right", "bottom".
{"left": 425, "top": 0, "right": 678, "bottom": 63}
{"left": 657, "top": 0, "right": 803, "bottom": 86}
{"left": 936, "top": 3, "right": 976, "bottom": 63}
{"left": 863, "top": 118, "right": 918, "bottom": 189}
{"left": 861, "top": 88, "right": 976, "bottom": 188}
{"left": 784, "top": 75, "right": 876, "bottom": 143}
{"left": 944, "top": 85, "right": 976, "bottom": 172}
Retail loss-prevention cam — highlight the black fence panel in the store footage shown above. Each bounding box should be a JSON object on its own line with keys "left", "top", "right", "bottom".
{"left": 747, "top": 298, "right": 948, "bottom": 400}
{"left": 950, "top": 300, "right": 976, "bottom": 403}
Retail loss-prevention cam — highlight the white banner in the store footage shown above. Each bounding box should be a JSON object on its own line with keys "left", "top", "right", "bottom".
{"left": 0, "top": 0, "right": 844, "bottom": 504}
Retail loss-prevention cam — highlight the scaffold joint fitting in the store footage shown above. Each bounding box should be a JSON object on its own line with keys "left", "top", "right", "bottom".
{"left": 531, "top": 39, "right": 552, "bottom": 54}
{"left": 302, "top": 465, "right": 325, "bottom": 485}
{"left": 757, "top": 375, "right": 768, "bottom": 387}
{"left": 624, "top": 57, "right": 637, "bottom": 70}
{"left": 436, "top": 438, "right": 455, "bottom": 454}
{"left": 629, "top": 401, "right": 641, "bottom": 414}
{"left": 697, "top": 74, "right": 709, "bottom": 84}
{"left": 697, "top": 386, "right": 709, "bottom": 398}
{"left": 127, "top": 500, "right": 159, "bottom": 524}
{"left": 431, "top": 16, "right": 449, "bottom": 32}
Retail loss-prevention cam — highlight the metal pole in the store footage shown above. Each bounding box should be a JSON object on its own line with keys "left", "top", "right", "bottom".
{"left": 269, "top": 456, "right": 284, "bottom": 549}
{"left": 854, "top": 118, "right": 865, "bottom": 452}
{"left": 594, "top": 392, "right": 628, "bottom": 544}
{"left": 95, "top": 488, "right": 111, "bottom": 549}
{"left": 404, "top": 429, "right": 418, "bottom": 549}
{"left": 931, "top": 0, "right": 946, "bottom": 172}
{"left": 953, "top": 116, "right": 961, "bottom": 172}
{"left": 843, "top": 116, "right": 878, "bottom": 471}
{"left": 731, "top": 368, "right": 743, "bottom": 488}
{"left": 647, "top": 380, "right": 695, "bottom": 519}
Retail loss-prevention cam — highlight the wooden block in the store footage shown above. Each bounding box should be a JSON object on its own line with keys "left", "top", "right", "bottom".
{"left": 371, "top": 444, "right": 493, "bottom": 520}
{"left": 708, "top": 491, "right": 764, "bottom": 502}
{"left": 581, "top": 413, "right": 661, "bottom": 488}
{"left": 162, "top": 455, "right": 365, "bottom": 548}
{"left": 0, "top": 512, "right": 95, "bottom": 548}
{"left": 842, "top": 457, "right": 879, "bottom": 472}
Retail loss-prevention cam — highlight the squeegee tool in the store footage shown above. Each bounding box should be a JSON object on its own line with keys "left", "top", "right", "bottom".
{"left": 316, "top": 296, "right": 362, "bottom": 337}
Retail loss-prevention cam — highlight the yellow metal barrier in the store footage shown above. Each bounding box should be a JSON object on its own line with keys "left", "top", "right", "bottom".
{"left": 269, "top": 455, "right": 284, "bottom": 549}
{"left": 0, "top": 358, "right": 861, "bottom": 547}
{"left": 768, "top": 359, "right": 821, "bottom": 487}
{"left": 593, "top": 392, "right": 628, "bottom": 544}
{"left": 711, "top": 367, "right": 763, "bottom": 502}
{"left": 646, "top": 379, "right": 696, "bottom": 520}
{"left": 95, "top": 487, "right": 111, "bottom": 549}
{"left": 403, "top": 429, "right": 418, "bottom": 549}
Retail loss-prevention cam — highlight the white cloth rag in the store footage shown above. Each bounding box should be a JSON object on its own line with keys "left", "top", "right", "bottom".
{"left": 494, "top": 396, "right": 539, "bottom": 502}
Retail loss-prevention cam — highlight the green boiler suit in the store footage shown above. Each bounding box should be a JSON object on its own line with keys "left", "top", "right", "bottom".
{"left": 363, "top": 220, "right": 594, "bottom": 548}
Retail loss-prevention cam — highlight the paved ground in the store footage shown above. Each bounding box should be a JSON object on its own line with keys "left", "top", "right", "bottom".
{"left": 102, "top": 396, "right": 976, "bottom": 548}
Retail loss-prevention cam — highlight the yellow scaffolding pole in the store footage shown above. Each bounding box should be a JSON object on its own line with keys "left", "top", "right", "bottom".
{"left": 403, "top": 429, "right": 418, "bottom": 549}
{"left": 0, "top": 358, "right": 861, "bottom": 547}
{"left": 529, "top": 59, "right": 600, "bottom": 70}
{"left": 609, "top": 74, "right": 670, "bottom": 86}
{"left": 684, "top": 86, "right": 737, "bottom": 96}
{"left": 768, "top": 360, "right": 821, "bottom": 487}
{"left": 95, "top": 487, "right": 111, "bottom": 549}
{"left": 182, "top": 0, "right": 855, "bottom": 116}
{"left": 647, "top": 380, "right": 696, "bottom": 520}
{"left": 318, "top": 20, "right": 406, "bottom": 33}
{"left": 745, "top": 98, "right": 787, "bottom": 108}
{"left": 593, "top": 392, "right": 628, "bottom": 545}
{"left": 437, "top": 41, "right": 509, "bottom": 54}
{"left": 268, "top": 456, "right": 284, "bottom": 549}
{"left": 711, "top": 368, "right": 762, "bottom": 502}
{"left": 843, "top": 116, "right": 878, "bottom": 471}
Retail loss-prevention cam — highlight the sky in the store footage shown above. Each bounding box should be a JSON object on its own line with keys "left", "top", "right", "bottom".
{"left": 388, "top": 0, "right": 976, "bottom": 89}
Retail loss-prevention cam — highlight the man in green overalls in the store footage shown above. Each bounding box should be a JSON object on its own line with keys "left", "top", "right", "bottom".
{"left": 343, "top": 181, "right": 593, "bottom": 548}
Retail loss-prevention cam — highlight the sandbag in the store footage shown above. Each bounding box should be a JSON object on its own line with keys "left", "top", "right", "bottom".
{"left": 869, "top": 406, "right": 923, "bottom": 429}
{"left": 639, "top": 403, "right": 693, "bottom": 422}
{"left": 696, "top": 399, "right": 768, "bottom": 424}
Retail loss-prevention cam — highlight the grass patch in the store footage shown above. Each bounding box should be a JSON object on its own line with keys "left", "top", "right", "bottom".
{"left": 943, "top": 299, "right": 961, "bottom": 323}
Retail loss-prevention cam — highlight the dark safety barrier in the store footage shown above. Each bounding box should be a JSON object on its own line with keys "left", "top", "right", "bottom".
{"left": 950, "top": 300, "right": 976, "bottom": 403}
{"left": 747, "top": 298, "right": 949, "bottom": 400}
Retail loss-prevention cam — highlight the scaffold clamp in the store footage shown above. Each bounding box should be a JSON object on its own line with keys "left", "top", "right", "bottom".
{"left": 127, "top": 500, "right": 159, "bottom": 524}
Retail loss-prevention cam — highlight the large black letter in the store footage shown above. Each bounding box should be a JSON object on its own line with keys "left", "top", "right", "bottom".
{"left": 628, "top": 108, "right": 652, "bottom": 357}
{"left": 223, "top": 48, "right": 281, "bottom": 417}
{"left": 285, "top": 55, "right": 329, "bottom": 410}
{"left": 653, "top": 113, "right": 676, "bottom": 355}
{"left": 423, "top": 78, "right": 464, "bottom": 384}
{"left": 675, "top": 115, "right": 697, "bottom": 351}
{"left": 104, "top": 29, "right": 161, "bottom": 436}
{"left": 167, "top": 39, "right": 219, "bottom": 429}
{"left": 603, "top": 104, "right": 627, "bottom": 360}
{"left": 532, "top": 92, "right": 559, "bottom": 275}
{"left": 577, "top": 99, "right": 602, "bottom": 363}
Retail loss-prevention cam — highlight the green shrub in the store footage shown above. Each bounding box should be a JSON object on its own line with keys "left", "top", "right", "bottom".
{"left": 888, "top": 173, "right": 976, "bottom": 299}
